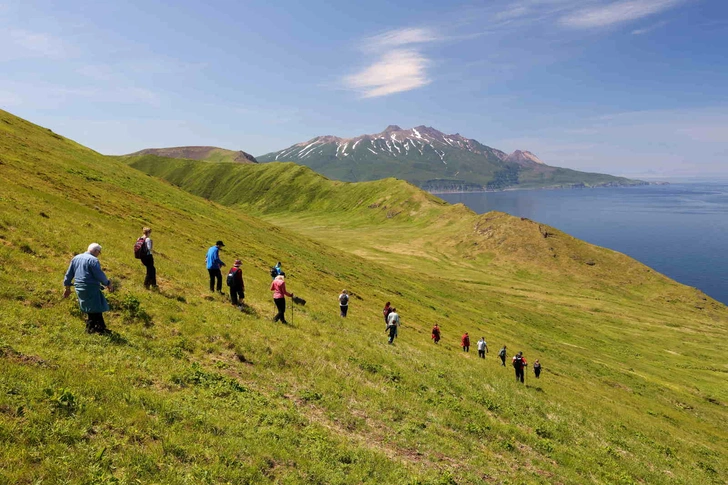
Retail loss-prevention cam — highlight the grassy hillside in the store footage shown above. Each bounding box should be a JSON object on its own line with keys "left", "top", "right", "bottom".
{"left": 2, "top": 109, "right": 728, "bottom": 484}
{"left": 128, "top": 146, "right": 257, "bottom": 164}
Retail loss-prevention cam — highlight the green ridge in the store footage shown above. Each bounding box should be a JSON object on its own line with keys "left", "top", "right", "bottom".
{"left": 2, "top": 109, "right": 727, "bottom": 484}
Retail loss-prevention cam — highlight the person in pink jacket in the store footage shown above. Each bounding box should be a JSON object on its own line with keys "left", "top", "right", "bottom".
{"left": 270, "top": 275, "right": 293, "bottom": 324}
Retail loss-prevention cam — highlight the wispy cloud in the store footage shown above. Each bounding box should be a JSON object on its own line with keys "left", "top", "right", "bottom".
{"left": 0, "top": 29, "right": 71, "bottom": 60}
{"left": 363, "top": 27, "right": 441, "bottom": 50}
{"left": 343, "top": 27, "right": 438, "bottom": 98}
{"left": 631, "top": 19, "right": 668, "bottom": 34}
{"left": 344, "top": 50, "right": 431, "bottom": 98}
{"left": 561, "top": 0, "right": 682, "bottom": 29}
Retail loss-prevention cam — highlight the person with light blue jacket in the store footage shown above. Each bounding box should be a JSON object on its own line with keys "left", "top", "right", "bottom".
{"left": 205, "top": 240, "right": 226, "bottom": 293}
{"left": 63, "top": 243, "right": 114, "bottom": 334}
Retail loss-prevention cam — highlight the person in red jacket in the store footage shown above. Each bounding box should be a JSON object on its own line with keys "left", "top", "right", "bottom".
{"left": 431, "top": 324, "right": 441, "bottom": 344}
{"left": 383, "top": 302, "right": 392, "bottom": 327}
{"left": 270, "top": 275, "right": 293, "bottom": 324}
{"left": 512, "top": 351, "right": 528, "bottom": 383}
{"left": 461, "top": 332, "right": 470, "bottom": 352}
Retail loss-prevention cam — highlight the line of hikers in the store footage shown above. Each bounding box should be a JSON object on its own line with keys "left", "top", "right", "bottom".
{"left": 63, "top": 232, "right": 543, "bottom": 381}
{"left": 433, "top": 328, "right": 542, "bottom": 382}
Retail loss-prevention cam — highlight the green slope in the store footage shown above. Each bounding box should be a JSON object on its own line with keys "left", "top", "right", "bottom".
{"left": 2, "top": 109, "right": 728, "bottom": 484}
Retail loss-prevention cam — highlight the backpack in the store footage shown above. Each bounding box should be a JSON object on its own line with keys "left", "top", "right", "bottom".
{"left": 227, "top": 267, "right": 238, "bottom": 287}
{"left": 513, "top": 355, "right": 524, "bottom": 369}
{"left": 340, "top": 294, "right": 349, "bottom": 305}
{"left": 133, "top": 237, "right": 147, "bottom": 259}
{"left": 498, "top": 348, "right": 506, "bottom": 358}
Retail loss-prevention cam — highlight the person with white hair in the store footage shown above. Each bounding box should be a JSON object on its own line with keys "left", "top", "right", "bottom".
{"left": 63, "top": 243, "right": 114, "bottom": 333}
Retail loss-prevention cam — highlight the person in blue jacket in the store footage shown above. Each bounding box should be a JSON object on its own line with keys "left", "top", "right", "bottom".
{"left": 63, "top": 243, "right": 114, "bottom": 334}
{"left": 206, "top": 240, "right": 226, "bottom": 293}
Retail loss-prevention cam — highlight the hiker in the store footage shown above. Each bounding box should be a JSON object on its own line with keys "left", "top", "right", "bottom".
{"left": 512, "top": 351, "right": 528, "bottom": 383}
{"left": 338, "top": 289, "right": 349, "bottom": 317}
{"left": 431, "top": 324, "right": 441, "bottom": 344}
{"left": 63, "top": 243, "right": 114, "bottom": 334}
{"left": 227, "top": 259, "right": 245, "bottom": 310}
{"left": 461, "top": 332, "right": 470, "bottom": 352}
{"left": 270, "top": 274, "right": 294, "bottom": 324}
{"left": 477, "top": 337, "right": 488, "bottom": 359}
{"left": 498, "top": 345, "right": 507, "bottom": 366}
{"left": 386, "top": 307, "right": 400, "bottom": 344}
{"left": 205, "top": 240, "right": 226, "bottom": 293}
{"left": 136, "top": 227, "right": 156, "bottom": 289}
{"left": 383, "top": 302, "right": 392, "bottom": 326}
{"left": 533, "top": 359, "right": 542, "bottom": 379}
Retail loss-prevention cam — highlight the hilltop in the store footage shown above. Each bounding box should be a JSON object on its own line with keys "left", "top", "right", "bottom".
{"left": 2, "top": 109, "right": 727, "bottom": 484}
{"left": 256, "top": 125, "right": 644, "bottom": 191}
{"left": 128, "top": 146, "right": 258, "bottom": 164}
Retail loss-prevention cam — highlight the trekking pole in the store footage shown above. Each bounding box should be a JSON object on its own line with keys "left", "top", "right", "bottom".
{"left": 290, "top": 297, "right": 293, "bottom": 325}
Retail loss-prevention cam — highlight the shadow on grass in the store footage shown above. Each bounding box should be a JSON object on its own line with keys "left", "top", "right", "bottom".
{"left": 101, "top": 330, "right": 130, "bottom": 346}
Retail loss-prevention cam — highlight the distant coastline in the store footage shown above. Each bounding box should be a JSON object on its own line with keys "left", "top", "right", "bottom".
{"left": 428, "top": 180, "right": 667, "bottom": 195}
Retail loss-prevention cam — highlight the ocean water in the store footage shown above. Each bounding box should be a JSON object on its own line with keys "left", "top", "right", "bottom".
{"left": 439, "top": 183, "right": 728, "bottom": 306}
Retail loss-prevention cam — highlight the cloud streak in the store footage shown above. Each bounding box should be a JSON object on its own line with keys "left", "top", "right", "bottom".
{"left": 560, "top": 0, "right": 682, "bottom": 29}
{"left": 343, "top": 27, "right": 438, "bottom": 98}
{"left": 0, "top": 29, "right": 72, "bottom": 61}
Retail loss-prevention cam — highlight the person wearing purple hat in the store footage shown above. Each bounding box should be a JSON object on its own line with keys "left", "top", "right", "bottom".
{"left": 205, "top": 240, "right": 226, "bottom": 293}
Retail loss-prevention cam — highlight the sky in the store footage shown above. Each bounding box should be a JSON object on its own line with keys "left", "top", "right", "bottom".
{"left": 1, "top": 0, "right": 727, "bottom": 178}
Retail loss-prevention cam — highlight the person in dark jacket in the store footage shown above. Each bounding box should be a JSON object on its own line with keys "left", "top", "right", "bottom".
{"left": 533, "top": 359, "right": 542, "bottom": 379}
{"left": 140, "top": 227, "right": 157, "bottom": 289}
{"left": 498, "top": 345, "right": 507, "bottom": 366}
{"left": 431, "top": 324, "right": 441, "bottom": 344}
{"left": 228, "top": 259, "right": 245, "bottom": 309}
{"left": 63, "top": 243, "right": 114, "bottom": 333}
{"left": 205, "top": 240, "right": 226, "bottom": 293}
{"left": 512, "top": 351, "right": 528, "bottom": 383}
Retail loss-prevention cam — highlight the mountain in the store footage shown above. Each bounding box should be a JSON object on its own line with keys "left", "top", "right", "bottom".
{"left": 257, "top": 125, "right": 643, "bottom": 191}
{"left": 128, "top": 146, "right": 258, "bottom": 164}
{"left": 3, "top": 108, "right": 727, "bottom": 484}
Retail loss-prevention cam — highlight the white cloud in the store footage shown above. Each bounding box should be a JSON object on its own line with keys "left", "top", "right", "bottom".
{"left": 343, "top": 27, "right": 438, "bottom": 98}
{"left": 561, "top": 0, "right": 682, "bottom": 29}
{"left": 363, "top": 27, "right": 440, "bottom": 50}
{"left": 344, "top": 50, "right": 431, "bottom": 98}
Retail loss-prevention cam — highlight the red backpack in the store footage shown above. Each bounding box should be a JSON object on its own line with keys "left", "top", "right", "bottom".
{"left": 133, "top": 237, "right": 147, "bottom": 259}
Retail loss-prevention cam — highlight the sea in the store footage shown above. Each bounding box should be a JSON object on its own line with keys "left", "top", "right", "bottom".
{"left": 439, "top": 182, "right": 728, "bottom": 306}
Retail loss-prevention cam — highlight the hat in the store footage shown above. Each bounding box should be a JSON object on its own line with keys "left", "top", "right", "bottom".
{"left": 216, "top": 240, "right": 225, "bottom": 247}
{"left": 234, "top": 259, "right": 242, "bottom": 267}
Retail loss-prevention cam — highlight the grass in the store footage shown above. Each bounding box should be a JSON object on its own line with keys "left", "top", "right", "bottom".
{"left": 1, "top": 108, "right": 727, "bottom": 484}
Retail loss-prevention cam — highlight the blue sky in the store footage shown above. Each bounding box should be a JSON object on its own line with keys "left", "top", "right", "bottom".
{"left": 1, "top": 0, "right": 727, "bottom": 177}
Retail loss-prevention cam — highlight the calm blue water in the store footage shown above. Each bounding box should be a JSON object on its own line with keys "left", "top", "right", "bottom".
{"left": 440, "top": 183, "right": 728, "bottom": 306}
